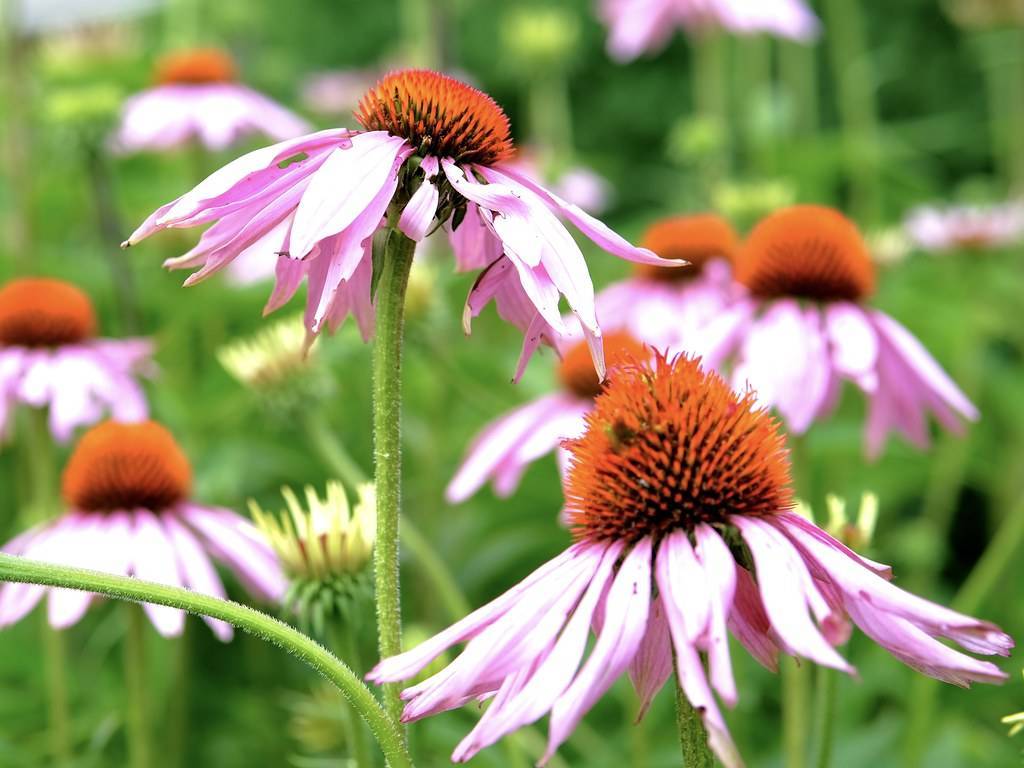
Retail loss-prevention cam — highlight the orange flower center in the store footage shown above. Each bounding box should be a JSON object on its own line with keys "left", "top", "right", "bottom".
{"left": 558, "top": 331, "right": 648, "bottom": 400}
{"left": 155, "top": 48, "right": 237, "bottom": 85}
{"left": 634, "top": 214, "right": 739, "bottom": 282}
{"left": 0, "top": 278, "right": 97, "bottom": 347}
{"left": 736, "top": 205, "right": 875, "bottom": 302}
{"left": 63, "top": 421, "right": 193, "bottom": 512}
{"left": 355, "top": 69, "right": 514, "bottom": 166}
{"left": 564, "top": 354, "right": 793, "bottom": 543}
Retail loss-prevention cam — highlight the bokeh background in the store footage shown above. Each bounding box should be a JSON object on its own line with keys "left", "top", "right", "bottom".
{"left": 1, "top": 0, "right": 1023, "bottom": 766}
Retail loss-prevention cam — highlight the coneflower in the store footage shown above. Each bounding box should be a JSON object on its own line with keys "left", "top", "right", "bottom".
{"left": 0, "top": 278, "right": 152, "bottom": 442}
{"left": 370, "top": 353, "right": 1011, "bottom": 766}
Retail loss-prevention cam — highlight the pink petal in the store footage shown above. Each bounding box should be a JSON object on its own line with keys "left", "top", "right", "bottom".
{"left": 398, "top": 156, "right": 440, "bottom": 241}
{"left": 694, "top": 525, "right": 738, "bottom": 705}
{"left": 290, "top": 132, "right": 409, "bottom": 260}
{"left": 130, "top": 510, "right": 186, "bottom": 637}
{"left": 163, "top": 515, "right": 233, "bottom": 641}
{"left": 545, "top": 538, "right": 652, "bottom": 760}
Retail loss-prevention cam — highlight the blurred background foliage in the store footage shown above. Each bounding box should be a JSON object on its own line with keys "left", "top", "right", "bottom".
{"left": 1, "top": 0, "right": 1023, "bottom": 766}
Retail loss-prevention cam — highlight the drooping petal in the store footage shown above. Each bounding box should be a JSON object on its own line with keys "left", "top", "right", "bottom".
{"left": 398, "top": 156, "right": 441, "bottom": 241}
{"left": 545, "top": 538, "right": 652, "bottom": 760}
{"left": 290, "top": 132, "right": 410, "bottom": 260}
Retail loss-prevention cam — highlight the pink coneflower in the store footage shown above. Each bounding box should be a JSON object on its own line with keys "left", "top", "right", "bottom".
{"left": 446, "top": 331, "right": 647, "bottom": 504}
{"left": 113, "top": 48, "right": 310, "bottom": 154}
{"left": 904, "top": 201, "right": 1024, "bottom": 253}
{"left": 122, "top": 69, "right": 669, "bottom": 374}
{"left": 0, "top": 420, "right": 285, "bottom": 640}
{"left": 597, "top": 213, "right": 741, "bottom": 356}
{"left": 370, "top": 354, "right": 1012, "bottom": 766}
{"left": 0, "top": 278, "right": 152, "bottom": 442}
{"left": 600, "top": 0, "right": 820, "bottom": 62}
{"left": 705, "top": 205, "right": 979, "bottom": 457}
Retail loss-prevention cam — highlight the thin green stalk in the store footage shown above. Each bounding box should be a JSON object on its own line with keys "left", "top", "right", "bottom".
{"left": 675, "top": 678, "right": 713, "bottom": 767}
{"left": 167, "top": 627, "right": 190, "bottom": 768}
{"left": 691, "top": 30, "right": 729, "bottom": 201}
{"left": 25, "top": 409, "right": 71, "bottom": 765}
{"left": 0, "top": 4, "right": 32, "bottom": 263}
{"left": 400, "top": 0, "right": 441, "bottom": 68}
{"left": 372, "top": 229, "right": 417, "bottom": 730}
{"left": 780, "top": 39, "right": 819, "bottom": 137}
{"left": 735, "top": 35, "right": 775, "bottom": 174}
{"left": 304, "top": 413, "right": 471, "bottom": 622}
{"left": 42, "top": 614, "right": 72, "bottom": 768}
{"left": 334, "top": 628, "right": 372, "bottom": 768}
{"left": 527, "top": 73, "right": 574, "bottom": 172}
{"left": 821, "top": 0, "right": 882, "bottom": 225}
{"left": 811, "top": 663, "right": 839, "bottom": 768}
{"left": 782, "top": 657, "right": 810, "bottom": 768}
{"left": 124, "top": 605, "right": 150, "bottom": 768}
{"left": 0, "top": 554, "right": 413, "bottom": 767}
{"left": 903, "top": 493, "right": 1024, "bottom": 767}
{"left": 303, "top": 414, "right": 370, "bottom": 492}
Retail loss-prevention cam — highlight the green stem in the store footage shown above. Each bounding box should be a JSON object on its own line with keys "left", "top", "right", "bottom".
{"left": 124, "top": 605, "right": 150, "bottom": 768}
{"left": 527, "top": 73, "right": 574, "bottom": 172}
{"left": 691, "top": 30, "right": 728, "bottom": 202}
{"left": 780, "top": 39, "right": 819, "bottom": 137}
{"left": 334, "top": 627, "right": 372, "bottom": 768}
{"left": 167, "top": 627, "right": 190, "bottom": 768}
{"left": 303, "top": 414, "right": 370, "bottom": 492}
{"left": 42, "top": 615, "right": 72, "bottom": 767}
{"left": 674, "top": 678, "right": 713, "bottom": 768}
{"left": 304, "top": 413, "right": 471, "bottom": 622}
{"left": 821, "top": 0, "right": 882, "bottom": 225}
{"left": 24, "top": 408, "right": 70, "bottom": 764}
{"left": 811, "top": 664, "right": 839, "bottom": 768}
{"left": 372, "top": 229, "right": 417, "bottom": 730}
{"left": 0, "top": 554, "right": 414, "bottom": 768}
{"left": 782, "top": 657, "right": 810, "bottom": 768}
{"left": 0, "top": 7, "right": 32, "bottom": 263}
{"left": 904, "top": 493, "right": 1024, "bottom": 767}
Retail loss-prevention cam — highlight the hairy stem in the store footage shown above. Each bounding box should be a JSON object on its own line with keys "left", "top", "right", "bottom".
{"left": 675, "top": 676, "right": 713, "bottom": 767}
{"left": 782, "top": 657, "right": 810, "bottom": 768}
{"left": 372, "top": 230, "right": 417, "bottom": 730}
{"left": 0, "top": 554, "right": 414, "bottom": 768}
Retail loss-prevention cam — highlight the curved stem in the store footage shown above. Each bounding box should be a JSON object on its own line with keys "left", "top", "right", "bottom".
{"left": 674, "top": 677, "right": 713, "bottom": 767}
{"left": 0, "top": 554, "right": 414, "bottom": 768}
{"left": 372, "top": 230, "right": 417, "bottom": 729}
{"left": 124, "top": 605, "right": 150, "bottom": 768}
{"left": 303, "top": 413, "right": 370, "bottom": 492}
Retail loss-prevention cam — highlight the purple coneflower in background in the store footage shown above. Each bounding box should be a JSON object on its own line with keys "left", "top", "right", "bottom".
{"left": 0, "top": 420, "right": 285, "bottom": 640}
{"left": 703, "top": 205, "right": 979, "bottom": 457}
{"left": 904, "top": 200, "right": 1024, "bottom": 253}
{"left": 0, "top": 278, "right": 152, "bottom": 442}
{"left": 112, "top": 48, "right": 310, "bottom": 154}
{"left": 597, "top": 212, "right": 741, "bottom": 356}
{"left": 370, "top": 354, "right": 1012, "bottom": 766}
{"left": 599, "top": 0, "right": 820, "bottom": 62}
{"left": 446, "top": 331, "right": 646, "bottom": 504}
{"left": 122, "top": 69, "right": 670, "bottom": 376}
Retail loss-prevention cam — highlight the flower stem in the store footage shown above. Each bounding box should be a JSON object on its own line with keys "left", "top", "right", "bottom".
{"left": 24, "top": 408, "right": 71, "bottom": 765}
{"left": 124, "top": 605, "right": 150, "bottom": 768}
{"left": 782, "top": 657, "right": 810, "bottom": 768}
{"left": 674, "top": 676, "right": 713, "bottom": 768}
{"left": 811, "top": 663, "right": 839, "bottom": 768}
{"left": 372, "top": 229, "right": 417, "bottom": 730}
{"left": 304, "top": 413, "right": 471, "bottom": 622}
{"left": 820, "top": 0, "right": 882, "bottom": 225}
{"left": 333, "top": 627, "right": 372, "bottom": 768}
{"left": 904, "top": 493, "right": 1024, "bottom": 767}
{"left": 42, "top": 615, "right": 72, "bottom": 767}
{"left": 0, "top": 554, "right": 414, "bottom": 768}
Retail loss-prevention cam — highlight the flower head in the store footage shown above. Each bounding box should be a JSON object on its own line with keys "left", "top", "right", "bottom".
{"left": 635, "top": 212, "right": 738, "bottom": 280}
{"left": 252, "top": 481, "right": 375, "bottom": 634}
{"left": 600, "top": 0, "right": 820, "bottom": 62}
{"left": 0, "top": 277, "right": 152, "bottom": 442}
{"left": 0, "top": 420, "right": 285, "bottom": 639}
{"left": 122, "top": 68, "right": 670, "bottom": 378}
{"left": 251, "top": 481, "right": 375, "bottom": 581}
{"left": 704, "top": 205, "right": 978, "bottom": 456}
{"left": 112, "top": 47, "right": 310, "bottom": 153}
{"left": 370, "top": 354, "right": 1012, "bottom": 766}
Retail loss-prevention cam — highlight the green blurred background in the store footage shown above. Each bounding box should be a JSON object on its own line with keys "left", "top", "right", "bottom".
{"left": 1, "top": 0, "right": 1023, "bottom": 765}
